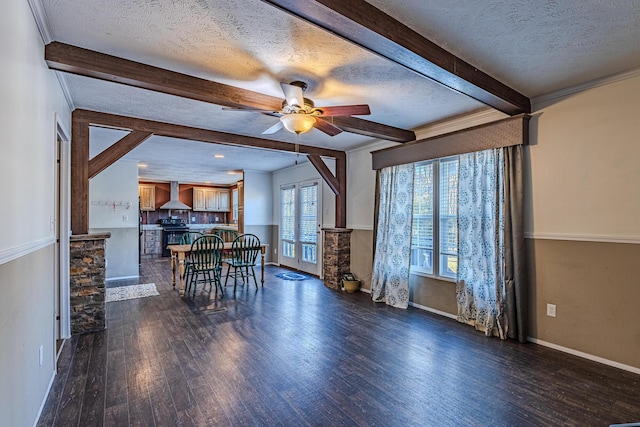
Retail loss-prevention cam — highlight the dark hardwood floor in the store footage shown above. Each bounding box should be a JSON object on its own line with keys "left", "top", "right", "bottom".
{"left": 38, "top": 258, "right": 640, "bottom": 426}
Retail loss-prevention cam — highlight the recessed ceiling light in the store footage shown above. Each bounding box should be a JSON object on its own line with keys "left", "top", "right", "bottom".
{"left": 138, "top": 163, "right": 148, "bottom": 168}
{"left": 214, "top": 154, "right": 224, "bottom": 158}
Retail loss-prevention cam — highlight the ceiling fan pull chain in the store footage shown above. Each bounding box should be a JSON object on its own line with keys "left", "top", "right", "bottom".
{"left": 295, "top": 135, "right": 300, "bottom": 165}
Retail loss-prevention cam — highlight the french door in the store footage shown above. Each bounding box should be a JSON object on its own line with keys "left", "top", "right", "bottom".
{"left": 280, "top": 180, "right": 321, "bottom": 276}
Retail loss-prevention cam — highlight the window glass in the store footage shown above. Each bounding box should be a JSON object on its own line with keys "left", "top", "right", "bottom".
{"left": 439, "top": 159, "right": 459, "bottom": 279}
{"left": 410, "top": 158, "right": 458, "bottom": 279}
{"left": 411, "top": 163, "right": 434, "bottom": 274}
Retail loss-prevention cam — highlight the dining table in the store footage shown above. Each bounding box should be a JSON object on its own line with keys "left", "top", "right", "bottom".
{"left": 166, "top": 242, "right": 268, "bottom": 296}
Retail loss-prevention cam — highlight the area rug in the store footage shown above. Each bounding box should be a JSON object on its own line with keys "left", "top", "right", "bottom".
{"left": 275, "top": 272, "right": 310, "bottom": 281}
{"left": 106, "top": 283, "right": 159, "bottom": 302}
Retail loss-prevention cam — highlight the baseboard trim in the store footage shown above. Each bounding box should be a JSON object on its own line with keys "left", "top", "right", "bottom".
{"left": 34, "top": 368, "right": 56, "bottom": 427}
{"left": 409, "top": 301, "right": 458, "bottom": 320}
{"left": 527, "top": 337, "right": 640, "bottom": 375}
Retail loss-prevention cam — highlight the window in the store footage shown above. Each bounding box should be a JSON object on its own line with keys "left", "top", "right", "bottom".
{"left": 411, "top": 157, "right": 459, "bottom": 279}
{"left": 232, "top": 188, "right": 238, "bottom": 222}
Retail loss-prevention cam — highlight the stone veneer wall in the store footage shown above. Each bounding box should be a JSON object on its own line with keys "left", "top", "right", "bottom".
{"left": 69, "top": 233, "right": 110, "bottom": 334}
{"left": 322, "top": 228, "right": 352, "bottom": 290}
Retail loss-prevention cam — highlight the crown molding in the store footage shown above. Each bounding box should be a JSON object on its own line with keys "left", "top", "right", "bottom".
{"left": 27, "top": 0, "right": 52, "bottom": 43}
{"left": 414, "top": 108, "right": 508, "bottom": 139}
{"left": 27, "top": 0, "right": 76, "bottom": 110}
{"left": 532, "top": 67, "right": 640, "bottom": 108}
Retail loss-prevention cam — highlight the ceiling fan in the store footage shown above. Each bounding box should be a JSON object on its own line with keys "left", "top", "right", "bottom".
{"left": 224, "top": 81, "right": 371, "bottom": 136}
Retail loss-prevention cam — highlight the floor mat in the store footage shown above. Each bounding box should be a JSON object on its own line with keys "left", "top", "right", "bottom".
{"left": 275, "top": 272, "right": 310, "bottom": 281}
{"left": 106, "top": 283, "right": 159, "bottom": 302}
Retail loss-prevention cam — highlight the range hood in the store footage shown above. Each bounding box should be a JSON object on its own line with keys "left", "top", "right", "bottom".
{"left": 159, "top": 181, "right": 191, "bottom": 210}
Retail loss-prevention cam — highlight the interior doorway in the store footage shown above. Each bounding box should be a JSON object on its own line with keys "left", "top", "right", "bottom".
{"left": 54, "top": 135, "right": 62, "bottom": 356}
{"left": 279, "top": 180, "right": 322, "bottom": 276}
{"left": 55, "top": 118, "right": 71, "bottom": 359}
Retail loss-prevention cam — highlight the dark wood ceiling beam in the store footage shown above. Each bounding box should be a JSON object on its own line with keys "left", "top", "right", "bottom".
{"left": 74, "top": 109, "right": 346, "bottom": 159}
{"left": 335, "top": 155, "right": 347, "bottom": 228}
{"left": 71, "top": 109, "right": 349, "bottom": 233}
{"left": 330, "top": 116, "right": 414, "bottom": 143}
{"left": 71, "top": 111, "right": 90, "bottom": 235}
{"left": 308, "top": 154, "right": 339, "bottom": 195}
{"left": 45, "top": 42, "right": 415, "bottom": 142}
{"left": 262, "top": 0, "right": 531, "bottom": 115}
{"left": 88, "top": 130, "right": 153, "bottom": 179}
{"left": 46, "top": 42, "right": 282, "bottom": 111}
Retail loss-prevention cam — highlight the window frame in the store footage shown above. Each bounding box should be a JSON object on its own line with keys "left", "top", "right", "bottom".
{"left": 410, "top": 156, "right": 459, "bottom": 282}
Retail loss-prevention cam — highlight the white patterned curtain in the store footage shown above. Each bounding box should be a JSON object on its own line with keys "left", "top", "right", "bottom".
{"left": 371, "top": 163, "right": 414, "bottom": 309}
{"left": 456, "top": 148, "right": 507, "bottom": 338}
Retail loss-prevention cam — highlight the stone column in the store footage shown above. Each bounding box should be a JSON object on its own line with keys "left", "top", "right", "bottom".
{"left": 69, "top": 233, "right": 110, "bottom": 335}
{"left": 322, "top": 228, "right": 352, "bottom": 290}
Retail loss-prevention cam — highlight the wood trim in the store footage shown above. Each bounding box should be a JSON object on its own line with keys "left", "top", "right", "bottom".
{"left": 88, "top": 130, "right": 152, "bottom": 179}
{"left": 45, "top": 42, "right": 414, "bottom": 142}
{"left": 307, "top": 155, "right": 339, "bottom": 195}
{"left": 262, "top": 0, "right": 530, "bottom": 115}
{"left": 75, "top": 109, "right": 346, "bottom": 159}
{"left": 46, "top": 42, "right": 282, "bottom": 111}
{"left": 372, "top": 114, "right": 530, "bottom": 170}
{"left": 330, "top": 116, "right": 415, "bottom": 143}
{"left": 71, "top": 112, "right": 90, "bottom": 234}
{"left": 335, "top": 156, "right": 347, "bottom": 228}
{"left": 71, "top": 109, "right": 349, "bottom": 233}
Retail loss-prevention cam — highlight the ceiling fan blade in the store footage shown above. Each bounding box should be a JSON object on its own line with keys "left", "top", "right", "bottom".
{"left": 262, "top": 120, "right": 284, "bottom": 135}
{"left": 315, "top": 104, "right": 371, "bottom": 117}
{"left": 222, "top": 106, "right": 279, "bottom": 113}
{"left": 314, "top": 118, "right": 343, "bottom": 136}
{"left": 280, "top": 82, "right": 305, "bottom": 108}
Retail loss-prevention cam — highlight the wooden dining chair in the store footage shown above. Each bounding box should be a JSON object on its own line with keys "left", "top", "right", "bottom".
{"left": 224, "top": 233, "right": 261, "bottom": 292}
{"left": 214, "top": 228, "right": 238, "bottom": 265}
{"left": 180, "top": 231, "right": 203, "bottom": 244}
{"left": 185, "top": 234, "right": 224, "bottom": 297}
{"left": 178, "top": 231, "right": 203, "bottom": 283}
{"left": 214, "top": 228, "right": 238, "bottom": 243}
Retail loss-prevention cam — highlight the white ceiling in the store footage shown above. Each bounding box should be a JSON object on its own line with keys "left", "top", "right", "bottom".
{"left": 38, "top": 0, "right": 640, "bottom": 184}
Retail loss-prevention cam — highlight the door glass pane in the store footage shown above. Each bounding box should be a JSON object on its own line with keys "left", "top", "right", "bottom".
{"left": 300, "top": 183, "right": 318, "bottom": 264}
{"left": 281, "top": 186, "right": 296, "bottom": 258}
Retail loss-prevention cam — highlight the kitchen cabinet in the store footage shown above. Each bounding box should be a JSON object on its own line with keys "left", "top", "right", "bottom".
{"left": 139, "top": 184, "right": 156, "bottom": 211}
{"left": 192, "top": 187, "right": 230, "bottom": 212}
{"left": 141, "top": 229, "right": 162, "bottom": 257}
{"left": 217, "top": 189, "right": 230, "bottom": 211}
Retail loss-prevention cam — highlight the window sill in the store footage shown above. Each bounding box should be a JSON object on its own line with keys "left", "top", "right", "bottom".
{"left": 410, "top": 270, "right": 457, "bottom": 283}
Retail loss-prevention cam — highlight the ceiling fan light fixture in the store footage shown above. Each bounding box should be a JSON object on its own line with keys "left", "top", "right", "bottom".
{"left": 280, "top": 113, "right": 316, "bottom": 135}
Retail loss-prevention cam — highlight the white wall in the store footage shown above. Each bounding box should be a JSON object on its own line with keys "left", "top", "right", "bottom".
{"left": 527, "top": 74, "right": 640, "bottom": 240}
{"left": 347, "top": 141, "right": 391, "bottom": 230}
{"left": 89, "top": 160, "right": 140, "bottom": 279}
{"left": 0, "top": 3, "right": 71, "bottom": 259}
{"left": 244, "top": 170, "right": 273, "bottom": 226}
{"left": 0, "top": 1, "right": 72, "bottom": 426}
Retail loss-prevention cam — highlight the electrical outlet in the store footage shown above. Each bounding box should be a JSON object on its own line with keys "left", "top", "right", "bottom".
{"left": 546, "top": 303, "right": 557, "bottom": 317}
{"left": 274, "top": 248, "right": 277, "bottom": 254}
{"left": 122, "top": 215, "right": 128, "bottom": 222}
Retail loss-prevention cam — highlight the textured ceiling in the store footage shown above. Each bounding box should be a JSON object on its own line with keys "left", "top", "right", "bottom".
{"left": 38, "top": 0, "right": 640, "bottom": 184}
